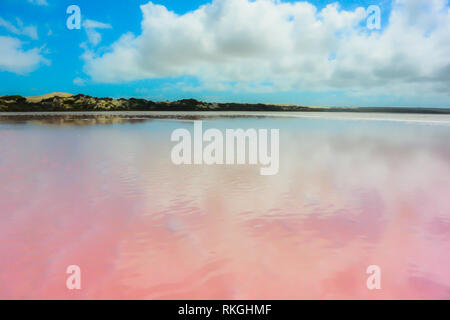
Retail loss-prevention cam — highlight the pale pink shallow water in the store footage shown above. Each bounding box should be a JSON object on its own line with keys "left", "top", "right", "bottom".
{"left": 0, "top": 113, "right": 449, "bottom": 299}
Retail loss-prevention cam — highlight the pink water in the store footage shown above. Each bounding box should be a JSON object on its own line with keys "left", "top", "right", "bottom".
{"left": 0, "top": 114, "right": 449, "bottom": 299}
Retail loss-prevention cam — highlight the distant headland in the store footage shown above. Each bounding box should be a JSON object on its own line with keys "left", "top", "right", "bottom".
{"left": 0, "top": 92, "right": 448, "bottom": 114}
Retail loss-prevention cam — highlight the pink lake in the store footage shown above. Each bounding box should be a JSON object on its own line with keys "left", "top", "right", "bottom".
{"left": 0, "top": 112, "right": 449, "bottom": 299}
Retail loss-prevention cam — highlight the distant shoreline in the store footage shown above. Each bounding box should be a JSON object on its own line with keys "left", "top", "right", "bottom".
{"left": 1, "top": 111, "right": 449, "bottom": 126}
{"left": 1, "top": 93, "right": 449, "bottom": 114}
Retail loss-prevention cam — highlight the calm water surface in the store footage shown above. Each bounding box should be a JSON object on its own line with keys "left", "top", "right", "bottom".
{"left": 0, "top": 112, "right": 449, "bottom": 299}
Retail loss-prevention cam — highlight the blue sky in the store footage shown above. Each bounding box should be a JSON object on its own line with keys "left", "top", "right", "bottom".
{"left": 0, "top": 0, "right": 448, "bottom": 107}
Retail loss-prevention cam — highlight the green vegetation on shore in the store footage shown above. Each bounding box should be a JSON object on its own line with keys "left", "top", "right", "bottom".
{"left": 0, "top": 93, "right": 448, "bottom": 114}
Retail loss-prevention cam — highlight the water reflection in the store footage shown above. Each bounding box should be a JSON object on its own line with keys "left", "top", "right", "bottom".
{"left": 0, "top": 115, "right": 449, "bottom": 299}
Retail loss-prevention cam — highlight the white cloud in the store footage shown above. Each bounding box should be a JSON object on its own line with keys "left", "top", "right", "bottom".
{"left": 73, "top": 77, "right": 86, "bottom": 86}
{"left": 0, "top": 36, "right": 49, "bottom": 74}
{"left": 27, "top": 0, "right": 48, "bottom": 6}
{"left": 0, "top": 16, "right": 38, "bottom": 40}
{"left": 82, "top": 19, "right": 112, "bottom": 46}
{"left": 82, "top": 0, "right": 450, "bottom": 99}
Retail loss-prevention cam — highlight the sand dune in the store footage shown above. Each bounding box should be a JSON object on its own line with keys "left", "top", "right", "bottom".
{"left": 26, "top": 92, "right": 74, "bottom": 103}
